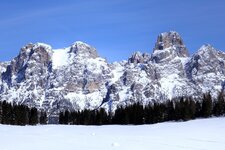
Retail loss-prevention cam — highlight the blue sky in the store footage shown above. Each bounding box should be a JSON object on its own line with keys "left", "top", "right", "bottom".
{"left": 0, "top": 0, "right": 225, "bottom": 62}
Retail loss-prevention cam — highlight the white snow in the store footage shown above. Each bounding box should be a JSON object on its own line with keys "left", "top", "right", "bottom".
{"left": 34, "top": 43, "right": 52, "bottom": 50}
{"left": 153, "top": 47, "right": 171, "bottom": 56}
{"left": 0, "top": 117, "right": 224, "bottom": 150}
{"left": 73, "top": 41, "right": 91, "bottom": 48}
{"left": 174, "top": 56, "right": 190, "bottom": 68}
{"left": 159, "top": 73, "right": 185, "bottom": 99}
{"left": 65, "top": 90, "right": 107, "bottom": 110}
{"left": 110, "top": 62, "right": 125, "bottom": 83}
{"left": 52, "top": 48, "right": 70, "bottom": 69}
{"left": 85, "top": 57, "right": 108, "bottom": 74}
{"left": 34, "top": 42, "right": 52, "bottom": 54}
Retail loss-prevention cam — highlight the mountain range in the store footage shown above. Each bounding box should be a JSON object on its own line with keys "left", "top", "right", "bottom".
{"left": 1, "top": 31, "right": 225, "bottom": 122}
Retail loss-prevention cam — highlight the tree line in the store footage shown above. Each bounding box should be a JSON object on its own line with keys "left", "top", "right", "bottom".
{"left": 1, "top": 92, "right": 224, "bottom": 125}
{"left": 0, "top": 101, "right": 47, "bottom": 125}
{"left": 59, "top": 108, "right": 110, "bottom": 125}
{"left": 59, "top": 92, "right": 225, "bottom": 125}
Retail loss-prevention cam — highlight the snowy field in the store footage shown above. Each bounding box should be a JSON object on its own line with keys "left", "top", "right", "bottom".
{"left": 0, "top": 118, "right": 225, "bottom": 150}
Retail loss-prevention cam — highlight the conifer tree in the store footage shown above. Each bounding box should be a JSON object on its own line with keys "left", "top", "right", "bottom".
{"left": 59, "top": 111, "right": 65, "bottom": 124}
{"left": 40, "top": 111, "right": 47, "bottom": 124}
{"left": 29, "top": 107, "right": 38, "bottom": 125}
{"left": 174, "top": 98, "right": 182, "bottom": 121}
{"left": 213, "top": 92, "right": 225, "bottom": 116}
{"left": 0, "top": 102, "right": 2, "bottom": 123}
{"left": 195, "top": 100, "right": 202, "bottom": 118}
{"left": 188, "top": 98, "right": 196, "bottom": 119}
{"left": 144, "top": 103, "right": 153, "bottom": 124}
{"left": 64, "top": 110, "right": 70, "bottom": 124}
{"left": 166, "top": 100, "right": 175, "bottom": 121}
{"left": 202, "top": 93, "right": 213, "bottom": 117}
{"left": 2, "top": 101, "right": 13, "bottom": 124}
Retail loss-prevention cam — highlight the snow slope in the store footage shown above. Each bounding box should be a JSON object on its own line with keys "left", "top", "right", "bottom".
{"left": 52, "top": 48, "right": 70, "bottom": 69}
{"left": 0, "top": 117, "right": 225, "bottom": 150}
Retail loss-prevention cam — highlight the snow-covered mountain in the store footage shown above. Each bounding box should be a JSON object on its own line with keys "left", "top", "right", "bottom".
{"left": 0, "top": 31, "right": 225, "bottom": 122}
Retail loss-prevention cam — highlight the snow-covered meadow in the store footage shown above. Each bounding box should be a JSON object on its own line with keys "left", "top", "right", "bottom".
{"left": 0, "top": 117, "right": 225, "bottom": 150}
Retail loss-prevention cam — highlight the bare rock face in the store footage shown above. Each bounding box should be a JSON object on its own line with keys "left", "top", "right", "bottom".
{"left": 152, "top": 31, "right": 189, "bottom": 63}
{"left": 185, "top": 44, "right": 225, "bottom": 96}
{"left": 194, "top": 44, "right": 225, "bottom": 75}
{"left": 69, "top": 41, "right": 98, "bottom": 58}
{"left": 1, "top": 43, "right": 52, "bottom": 109}
{"left": 0, "top": 41, "right": 112, "bottom": 123}
{"left": 0, "top": 31, "right": 225, "bottom": 123}
{"left": 0, "top": 62, "right": 9, "bottom": 85}
{"left": 46, "top": 42, "right": 112, "bottom": 122}
{"left": 154, "top": 31, "right": 185, "bottom": 50}
{"left": 107, "top": 31, "right": 224, "bottom": 107}
{"left": 128, "top": 52, "right": 150, "bottom": 64}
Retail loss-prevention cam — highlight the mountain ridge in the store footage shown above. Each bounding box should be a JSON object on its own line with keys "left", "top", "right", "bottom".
{"left": 0, "top": 31, "right": 224, "bottom": 123}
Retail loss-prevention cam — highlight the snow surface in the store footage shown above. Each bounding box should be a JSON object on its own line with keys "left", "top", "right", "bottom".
{"left": 0, "top": 117, "right": 225, "bottom": 150}
{"left": 52, "top": 48, "right": 70, "bottom": 69}
{"left": 110, "top": 62, "right": 125, "bottom": 83}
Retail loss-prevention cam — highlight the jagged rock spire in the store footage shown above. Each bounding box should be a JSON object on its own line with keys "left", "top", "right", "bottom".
{"left": 154, "top": 31, "right": 188, "bottom": 56}
{"left": 128, "top": 51, "right": 150, "bottom": 64}
{"left": 152, "top": 31, "right": 189, "bottom": 63}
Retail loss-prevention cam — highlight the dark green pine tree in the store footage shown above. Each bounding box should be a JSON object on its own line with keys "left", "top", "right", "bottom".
{"left": 75, "top": 111, "right": 82, "bottom": 125}
{"left": 124, "top": 106, "right": 130, "bottom": 124}
{"left": 2, "top": 101, "right": 13, "bottom": 124}
{"left": 114, "top": 106, "right": 127, "bottom": 125}
{"left": 82, "top": 109, "right": 91, "bottom": 125}
{"left": 12, "top": 104, "right": 27, "bottom": 125}
{"left": 69, "top": 111, "right": 76, "bottom": 125}
{"left": 174, "top": 98, "right": 183, "bottom": 121}
{"left": 12, "top": 104, "right": 19, "bottom": 125}
{"left": 29, "top": 107, "right": 38, "bottom": 125}
{"left": 152, "top": 102, "right": 164, "bottom": 123}
{"left": 166, "top": 100, "right": 175, "bottom": 121}
{"left": 182, "top": 99, "right": 191, "bottom": 121}
{"left": 96, "top": 108, "right": 109, "bottom": 125}
{"left": 213, "top": 92, "right": 225, "bottom": 116}
{"left": 40, "top": 111, "right": 47, "bottom": 124}
{"left": 134, "top": 102, "right": 144, "bottom": 125}
{"left": 21, "top": 105, "right": 29, "bottom": 125}
{"left": 188, "top": 98, "right": 196, "bottom": 119}
{"left": 64, "top": 110, "right": 70, "bottom": 124}
{"left": 112, "top": 106, "right": 124, "bottom": 124}
{"left": 143, "top": 103, "right": 153, "bottom": 124}
{"left": 202, "top": 93, "right": 213, "bottom": 118}
{"left": 0, "top": 102, "right": 2, "bottom": 124}
{"left": 195, "top": 100, "right": 202, "bottom": 118}
{"left": 59, "top": 111, "right": 65, "bottom": 124}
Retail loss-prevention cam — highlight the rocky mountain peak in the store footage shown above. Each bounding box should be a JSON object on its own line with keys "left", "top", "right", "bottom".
{"left": 154, "top": 31, "right": 185, "bottom": 50}
{"left": 194, "top": 44, "right": 225, "bottom": 64}
{"left": 69, "top": 41, "right": 98, "bottom": 58}
{"left": 152, "top": 31, "right": 189, "bottom": 63}
{"left": 0, "top": 31, "right": 224, "bottom": 123}
{"left": 128, "top": 51, "right": 150, "bottom": 64}
{"left": 33, "top": 43, "right": 52, "bottom": 51}
{"left": 18, "top": 43, "right": 52, "bottom": 67}
{"left": 197, "top": 44, "right": 218, "bottom": 56}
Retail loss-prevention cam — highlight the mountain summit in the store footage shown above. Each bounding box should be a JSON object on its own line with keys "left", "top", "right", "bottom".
{"left": 152, "top": 31, "right": 189, "bottom": 63}
{"left": 0, "top": 31, "right": 224, "bottom": 122}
